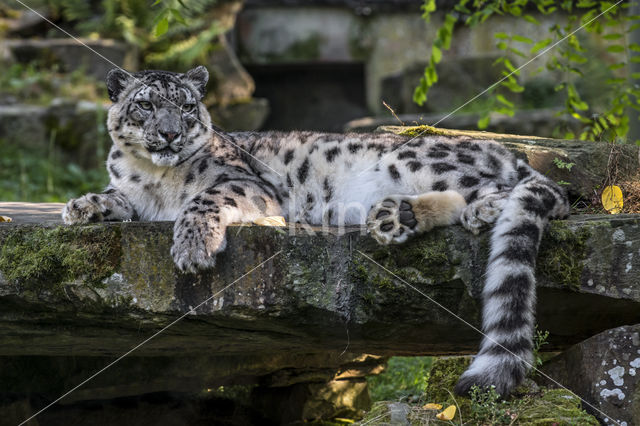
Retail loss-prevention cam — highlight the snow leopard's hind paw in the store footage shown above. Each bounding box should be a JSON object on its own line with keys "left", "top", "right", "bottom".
{"left": 367, "top": 190, "right": 467, "bottom": 245}
{"left": 367, "top": 196, "right": 418, "bottom": 245}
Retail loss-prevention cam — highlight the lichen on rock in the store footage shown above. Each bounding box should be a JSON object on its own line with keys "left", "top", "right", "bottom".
{"left": 0, "top": 224, "right": 121, "bottom": 296}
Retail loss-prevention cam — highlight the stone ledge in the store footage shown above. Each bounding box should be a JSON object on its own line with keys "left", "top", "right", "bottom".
{"left": 1, "top": 203, "right": 639, "bottom": 358}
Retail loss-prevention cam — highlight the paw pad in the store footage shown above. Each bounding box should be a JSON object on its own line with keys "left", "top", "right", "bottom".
{"left": 367, "top": 196, "right": 417, "bottom": 245}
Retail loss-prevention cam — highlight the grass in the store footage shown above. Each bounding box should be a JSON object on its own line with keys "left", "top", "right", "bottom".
{"left": 0, "top": 138, "right": 108, "bottom": 202}
{"left": 0, "top": 62, "right": 108, "bottom": 105}
{"left": 367, "top": 356, "right": 433, "bottom": 402}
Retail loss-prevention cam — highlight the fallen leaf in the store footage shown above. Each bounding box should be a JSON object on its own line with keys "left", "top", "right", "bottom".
{"left": 436, "top": 405, "right": 456, "bottom": 421}
{"left": 253, "top": 216, "right": 286, "bottom": 226}
{"left": 422, "top": 403, "right": 442, "bottom": 410}
{"left": 0, "top": 216, "right": 12, "bottom": 222}
{"left": 602, "top": 185, "right": 624, "bottom": 214}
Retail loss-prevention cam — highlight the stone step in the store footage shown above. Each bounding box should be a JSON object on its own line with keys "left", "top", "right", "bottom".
{"left": 1, "top": 203, "right": 639, "bottom": 359}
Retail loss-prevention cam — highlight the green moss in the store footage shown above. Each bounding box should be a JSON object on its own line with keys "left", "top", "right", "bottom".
{"left": 0, "top": 225, "right": 121, "bottom": 294}
{"left": 368, "top": 234, "right": 457, "bottom": 285}
{"left": 423, "top": 356, "right": 471, "bottom": 408}
{"left": 517, "top": 389, "right": 599, "bottom": 425}
{"left": 537, "top": 222, "right": 591, "bottom": 290}
{"left": 395, "top": 125, "right": 452, "bottom": 138}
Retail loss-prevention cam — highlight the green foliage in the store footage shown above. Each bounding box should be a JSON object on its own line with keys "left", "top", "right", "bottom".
{"left": 469, "top": 385, "right": 519, "bottom": 425}
{"left": 415, "top": 0, "right": 639, "bottom": 143}
{"left": 531, "top": 327, "right": 550, "bottom": 373}
{"left": 45, "top": 0, "right": 223, "bottom": 69}
{"left": 0, "top": 138, "right": 109, "bottom": 202}
{"left": 552, "top": 157, "right": 576, "bottom": 170}
{"left": 367, "top": 356, "right": 433, "bottom": 402}
{"left": 0, "top": 63, "right": 107, "bottom": 104}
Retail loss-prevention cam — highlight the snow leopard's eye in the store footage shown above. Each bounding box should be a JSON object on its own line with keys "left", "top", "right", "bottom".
{"left": 182, "top": 103, "right": 196, "bottom": 113}
{"left": 137, "top": 101, "right": 153, "bottom": 111}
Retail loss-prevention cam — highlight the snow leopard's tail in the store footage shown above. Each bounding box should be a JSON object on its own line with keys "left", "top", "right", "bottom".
{"left": 455, "top": 160, "right": 570, "bottom": 397}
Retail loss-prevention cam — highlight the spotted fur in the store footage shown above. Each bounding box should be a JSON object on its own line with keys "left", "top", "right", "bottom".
{"left": 62, "top": 67, "right": 570, "bottom": 397}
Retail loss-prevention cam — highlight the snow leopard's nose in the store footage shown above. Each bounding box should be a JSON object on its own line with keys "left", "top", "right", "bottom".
{"left": 159, "top": 130, "right": 181, "bottom": 143}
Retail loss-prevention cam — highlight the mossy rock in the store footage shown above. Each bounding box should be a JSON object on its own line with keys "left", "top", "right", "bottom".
{"left": 0, "top": 225, "right": 121, "bottom": 296}
{"left": 361, "top": 357, "right": 599, "bottom": 425}
{"left": 517, "top": 389, "right": 599, "bottom": 425}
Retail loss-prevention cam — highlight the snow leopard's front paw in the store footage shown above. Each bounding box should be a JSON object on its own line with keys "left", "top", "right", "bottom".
{"left": 367, "top": 196, "right": 418, "bottom": 245}
{"left": 62, "top": 194, "right": 104, "bottom": 224}
{"left": 171, "top": 219, "right": 227, "bottom": 273}
{"left": 460, "top": 192, "right": 508, "bottom": 235}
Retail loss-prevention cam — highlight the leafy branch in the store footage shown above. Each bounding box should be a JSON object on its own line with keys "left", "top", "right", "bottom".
{"left": 414, "top": 0, "right": 639, "bottom": 143}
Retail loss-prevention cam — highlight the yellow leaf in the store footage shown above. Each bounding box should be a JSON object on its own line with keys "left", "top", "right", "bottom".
{"left": 436, "top": 405, "right": 456, "bottom": 421}
{"left": 253, "top": 216, "right": 286, "bottom": 226}
{"left": 601, "top": 185, "right": 624, "bottom": 214}
{"left": 0, "top": 216, "right": 12, "bottom": 222}
{"left": 423, "top": 403, "right": 442, "bottom": 410}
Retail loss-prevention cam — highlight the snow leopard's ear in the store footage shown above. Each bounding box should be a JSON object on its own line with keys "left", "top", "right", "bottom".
{"left": 182, "top": 66, "right": 209, "bottom": 99}
{"left": 106, "top": 68, "right": 133, "bottom": 102}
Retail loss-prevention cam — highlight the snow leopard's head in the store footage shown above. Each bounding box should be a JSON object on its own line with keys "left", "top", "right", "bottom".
{"left": 105, "top": 66, "right": 211, "bottom": 166}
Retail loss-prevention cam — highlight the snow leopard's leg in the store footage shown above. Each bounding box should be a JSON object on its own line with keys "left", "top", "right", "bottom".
{"left": 367, "top": 190, "right": 467, "bottom": 244}
{"left": 171, "top": 180, "right": 282, "bottom": 273}
{"left": 62, "top": 186, "right": 137, "bottom": 224}
{"left": 455, "top": 164, "right": 569, "bottom": 397}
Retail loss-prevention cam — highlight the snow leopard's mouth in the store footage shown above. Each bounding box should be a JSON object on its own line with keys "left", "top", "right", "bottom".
{"left": 146, "top": 145, "right": 179, "bottom": 155}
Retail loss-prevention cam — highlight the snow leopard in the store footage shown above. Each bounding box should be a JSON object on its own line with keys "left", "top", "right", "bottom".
{"left": 62, "top": 66, "right": 570, "bottom": 397}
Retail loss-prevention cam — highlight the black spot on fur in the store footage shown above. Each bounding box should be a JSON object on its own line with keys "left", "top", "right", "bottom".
{"left": 458, "top": 140, "right": 481, "bottom": 151}
{"left": 323, "top": 178, "right": 333, "bottom": 202}
{"left": 286, "top": 173, "right": 293, "bottom": 188}
{"left": 502, "top": 222, "right": 541, "bottom": 243}
{"left": 457, "top": 153, "right": 475, "bottom": 165}
{"left": 284, "top": 149, "right": 295, "bottom": 165}
{"left": 223, "top": 197, "right": 237, "bottom": 207}
{"left": 306, "top": 193, "right": 314, "bottom": 204}
{"left": 431, "top": 162, "right": 456, "bottom": 174}
{"left": 496, "top": 239, "right": 537, "bottom": 267}
{"left": 91, "top": 195, "right": 99, "bottom": 203}
{"left": 466, "top": 190, "right": 479, "bottom": 203}
{"left": 407, "top": 161, "right": 423, "bottom": 172}
{"left": 398, "top": 150, "right": 416, "bottom": 159}
{"left": 102, "top": 209, "right": 112, "bottom": 217}
{"left": 517, "top": 165, "right": 532, "bottom": 180}
{"left": 487, "top": 155, "right": 502, "bottom": 171}
{"left": 434, "top": 143, "right": 452, "bottom": 151}
{"left": 185, "top": 173, "right": 194, "bottom": 184}
{"left": 348, "top": 143, "right": 362, "bottom": 153}
{"left": 407, "top": 139, "right": 424, "bottom": 148}
{"left": 297, "top": 157, "right": 310, "bottom": 184}
{"left": 231, "top": 185, "right": 246, "bottom": 196}
{"left": 427, "top": 150, "right": 449, "bottom": 159}
{"left": 388, "top": 164, "right": 401, "bottom": 181}
{"left": 104, "top": 188, "right": 117, "bottom": 194}
{"left": 459, "top": 175, "right": 480, "bottom": 187}
{"left": 480, "top": 171, "right": 497, "bottom": 179}
{"left": 520, "top": 195, "right": 548, "bottom": 217}
{"left": 130, "top": 174, "right": 141, "bottom": 183}
{"left": 198, "top": 160, "right": 209, "bottom": 174}
{"left": 109, "top": 165, "right": 121, "bottom": 179}
{"left": 324, "top": 147, "right": 341, "bottom": 162}
{"left": 206, "top": 187, "right": 220, "bottom": 195}
{"left": 367, "top": 143, "right": 385, "bottom": 152}
{"left": 202, "top": 199, "right": 215, "bottom": 206}
{"left": 111, "top": 150, "right": 123, "bottom": 160}
{"left": 432, "top": 180, "right": 448, "bottom": 191}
